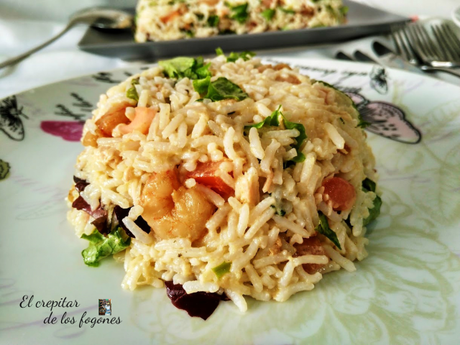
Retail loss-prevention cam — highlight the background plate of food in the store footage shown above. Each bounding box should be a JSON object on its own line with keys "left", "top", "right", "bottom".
{"left": 78, "top": 0, "right": 408, "bottom": 60}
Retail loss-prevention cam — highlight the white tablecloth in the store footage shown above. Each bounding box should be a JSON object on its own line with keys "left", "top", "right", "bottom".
{"left": 0, "top": 0, "right": 459, "bottom": 100}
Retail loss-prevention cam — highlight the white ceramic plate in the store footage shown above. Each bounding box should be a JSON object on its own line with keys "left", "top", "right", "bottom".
{"left": 1, "top": 58, "right": 460, "bottom": 344}
{"left": 452, "top": 6, "right": 460, "bottom": 27}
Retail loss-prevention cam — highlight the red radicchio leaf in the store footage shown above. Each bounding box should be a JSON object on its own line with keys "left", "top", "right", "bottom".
{"left": 72, "top": 196, "right": 91, "bottom": 213}
{"left": 165, "top": 281, "right": 228, "bottom": 320}
{"left": 71, "top": 196, "right": 109, "bottom": 235}
{"left": 113, "top": 205, "right": 151, "bottom": 238}
{"left": 91, "top": 216, "right": 108, "bottom": 234}
{"left": 73, "top": 176, "right": 89, "bottom": 193}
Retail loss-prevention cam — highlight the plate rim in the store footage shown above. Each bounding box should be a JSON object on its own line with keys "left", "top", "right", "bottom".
{"left": 4, "top": 55, "right": 460, "bottom": 102}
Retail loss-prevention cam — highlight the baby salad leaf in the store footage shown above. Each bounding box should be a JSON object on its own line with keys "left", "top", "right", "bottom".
{"left": 81, "top": 227, "right": 131, "bottom": 267}
{"left": 212, "top": 261, "right": 232, "bottom": 278}
{"left": 194, "top": 62, "right": 212, "bottom": 79}
{"left": 363, "top": 195, "right": 382, "bottom": 226}
{"left": 316, "top": 212, "right": 342, "bottom": 250}
{"left": 192, "top": 75, "right": 212, "bottom": 95}
{"left": 362, "top": 178, "right": 382, "bottom": 226}
{"left": 202, "top": 77, "right": 249, "bottom": 102}
{"left": 227, "top": 51, "right": 255, "bottom": 63}
{"left": 362, "top": 177, "right": 376, "bottom": 192}
{"left": 245, "top": 105, "right": 281, "bottom": 130}
{"left": 160, "top": 56, "right": 213, "bottom": 98}
{"left": 159, "top": 56, "right": 212, "bottom": 81}
{"left": 245, "top": 105, "right": 306, "bottom": 164}
{"left": 215, "top": 48, "right": 255, "bottom": 63}
{"left": 314, "top": 80, "right": 369, "bottom": 129}
{"left": 159, "top": 55, "right": 248, "bottom": 102}
{"left": 159, "top": 57, "right": 196, "bottom": 79}
{"left": 283, "top": 117, "right": 306, "bottom": 163}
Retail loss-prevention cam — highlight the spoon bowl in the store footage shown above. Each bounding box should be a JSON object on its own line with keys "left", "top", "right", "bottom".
{"left": 69, "top": 7, "right": 133, "bottom": 30}
{"left": 0, "top": 7, "right": 133, "bottom": 70}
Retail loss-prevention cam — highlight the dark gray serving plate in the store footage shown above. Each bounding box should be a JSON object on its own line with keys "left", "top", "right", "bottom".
{"left": 78, "top": 0, "right": 408, "bottom": 61}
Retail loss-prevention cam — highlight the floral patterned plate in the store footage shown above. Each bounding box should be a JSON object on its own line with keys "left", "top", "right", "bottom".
{"left": 1, "top": 58, "right": 459, "bottom": 345}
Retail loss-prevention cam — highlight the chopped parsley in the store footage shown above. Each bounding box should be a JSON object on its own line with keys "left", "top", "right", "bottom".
{"left": 81, "top": 227, "right": 131, "bottom": 267}
{"left": 212, "top": 261, "right": 232, "bottom": 278}
{"left": 126, "top": 78, "right": 140, "bottom": 102}
{"left": 271, "top": 205, "right": 286, "bottom": 216}
{"left": 207, "top": 14, "right": 219, "bottom": 27}
{"left": 199, "top": 77, "right": 249, "bottom": 102}
{"left": 340, "top": 6, "right": 349, "bottom": 16}
{"left": 261, "top": 9, "right": 276, "bottom": 21}
{"left": 316, "top": 212, "right": 342, "bottom": 250}
{"left": 311, "top": 23, "right": 326, "bottom": 28}
{"left": 271, "top": 188, "right": 287, "bottom": 216}
{"left": 245, "top": 105, "right": 307, "bottom": 164}
{"left": 159, "top": 56, "right": 211, "bottom": 80}
{"left": 181, "top": 28, "right": 195, "bottom": 37}
{"left": 227, "top": 2, "right": 249, "bottom": 23}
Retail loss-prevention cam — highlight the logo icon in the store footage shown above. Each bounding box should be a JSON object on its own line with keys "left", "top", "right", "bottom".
{"left": 98, "top": 299, "right": 112, "bottom": 316}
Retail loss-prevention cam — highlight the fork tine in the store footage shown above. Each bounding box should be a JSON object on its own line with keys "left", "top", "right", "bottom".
{"left": 408, "top": 24, "right": 435, "bottom": 62}
{"left": 390, "top": 26, "right": 404, "bottom": 56}
{"left": 405, "top": 25, "right": 429, "bottom": 61}
{"left": 435, "top": 23, "right": 460, "bottom": 60}
{"left": 391, "top": 26, "right": 418, "bottom": 64}
{"left": 431, "top": 24, "right": 456, "bottom": 61}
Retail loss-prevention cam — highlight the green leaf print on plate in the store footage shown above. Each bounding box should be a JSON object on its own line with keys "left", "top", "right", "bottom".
{"left": 418, "top": 99, "right": 460, "bottom": 143}
{"left": 411, "top": 167, "right": 460, "bottom": 225}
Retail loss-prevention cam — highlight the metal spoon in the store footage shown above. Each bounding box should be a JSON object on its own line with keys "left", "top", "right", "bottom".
{"left": 0, "top": 7, "right": 133, "bottom": 69}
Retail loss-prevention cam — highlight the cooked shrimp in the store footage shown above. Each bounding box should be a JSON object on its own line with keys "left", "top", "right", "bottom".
{"left": 275, "top": 75, "right": 301, "bottom": 85}
{"left": 95, "top": 101, "right": 131, "bottom": 136}
{"left": 160, "top": 10, "right": 181, "bottom": 23}
{"left": 140, "top": 169, "right": 215, "bottom": 242}
{"left": 118, "top": 107, "right": 156, "bottom": 135}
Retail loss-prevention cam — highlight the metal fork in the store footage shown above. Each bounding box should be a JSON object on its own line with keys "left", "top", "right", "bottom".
{"left": 391, "top": 22, "right": 460, "bottom": 78}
